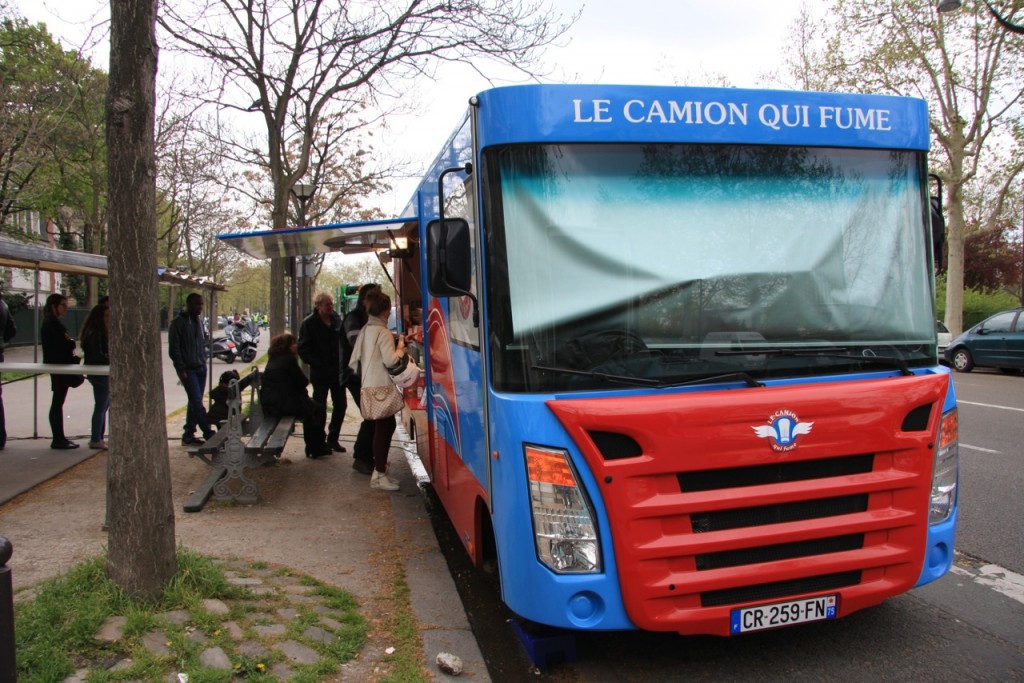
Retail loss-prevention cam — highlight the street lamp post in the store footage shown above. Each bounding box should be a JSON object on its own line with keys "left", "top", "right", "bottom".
{"left": 290, "top": 182, "right": 315, "bottom": 332}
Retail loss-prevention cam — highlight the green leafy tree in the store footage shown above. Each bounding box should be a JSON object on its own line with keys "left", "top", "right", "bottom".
{"left": 784, "top": 0, "right": 1024, "bottom": 335}
{"left": 0, "top": 14, "right": 83, "bottom": 228}
{"left": 219, "top": 261, "right": 271, "bottom": 317}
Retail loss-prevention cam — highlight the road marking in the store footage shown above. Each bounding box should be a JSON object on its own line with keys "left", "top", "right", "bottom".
{"left": 958, "top": 400, "right": 1024, "bottom": 413}
{"left": 960, "top": 444, "right": 1001, "bottom": 454}
{"left": 951, "top": 563, "right": 1024, "bottom": 606}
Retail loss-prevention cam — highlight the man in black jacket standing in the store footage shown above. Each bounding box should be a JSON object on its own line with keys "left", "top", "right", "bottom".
{"left": 0, "top": 289, "right": 16, "bottom": 449}
{"left": 168, "top": 293, "right": 215, "bottom": 446}
{"left": 297, "top": 292, "right": 348, "bottom": 457}
{"left": 341, "top": 283, "right": 380, "bottom": 474}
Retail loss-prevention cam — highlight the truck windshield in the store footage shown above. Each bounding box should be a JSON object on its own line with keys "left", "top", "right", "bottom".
{"left": 482, "top": 143, "right": 936, "bottom": 392}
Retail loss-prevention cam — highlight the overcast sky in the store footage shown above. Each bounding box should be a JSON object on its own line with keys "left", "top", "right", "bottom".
{"left": 14, "top": 0, "right": 806, "bottom": 213}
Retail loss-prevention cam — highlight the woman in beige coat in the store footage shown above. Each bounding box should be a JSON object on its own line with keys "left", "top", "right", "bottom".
{"left": 349, "top": 290, "right": 406, "bottom": 491}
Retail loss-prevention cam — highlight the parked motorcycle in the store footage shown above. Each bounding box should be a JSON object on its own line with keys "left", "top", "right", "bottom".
{"left": 210, "top": 335, "right": 238, "bottom": 363}
{"left": 225, "top": 318, "right": 259, "bottom": 364}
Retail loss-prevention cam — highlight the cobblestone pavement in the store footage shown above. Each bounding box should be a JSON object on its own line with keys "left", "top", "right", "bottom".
{"left": 63, "top": 559, "right": 365, "bottom": 682}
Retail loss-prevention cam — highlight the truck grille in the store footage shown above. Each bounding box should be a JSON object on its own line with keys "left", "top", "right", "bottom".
{"left": 546, "top": 373, "right": 950, "bottom": 634}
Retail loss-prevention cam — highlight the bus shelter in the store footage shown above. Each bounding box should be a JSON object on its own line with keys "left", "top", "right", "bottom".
{"left": 0, "top": 237, "right": 226, "bottom": 437}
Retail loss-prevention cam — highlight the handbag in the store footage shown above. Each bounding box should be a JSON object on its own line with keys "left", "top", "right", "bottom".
{"left": 64, "top": 356, "right": 85, "bottom": 388}
{"left": 359, "top": 384, "right": 404, "bottom": 420}
{"left": 387, "top": 354, "right": 421, "bottom": 389}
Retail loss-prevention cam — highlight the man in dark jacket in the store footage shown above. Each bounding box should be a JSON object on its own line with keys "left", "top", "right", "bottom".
{"left": 297, "top": 291, "right": 347, "bottom": 456}
{"left": 169, "top": 292, "right": 215, "bottom": 446}
{"left": 341, "top": 283, "right": 381, "bottom": 474}
{"left": 0, "top": 290, "right": 16, "bottom": 449}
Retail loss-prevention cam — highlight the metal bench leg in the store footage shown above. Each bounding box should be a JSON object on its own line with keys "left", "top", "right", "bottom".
{"left": 213, "top": 434, "right": 260, "bottom": 505}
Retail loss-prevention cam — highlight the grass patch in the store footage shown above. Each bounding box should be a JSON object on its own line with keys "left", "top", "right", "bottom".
{"left": 378, "top": 572, "right": 428, "bottom": 683}
{"left": 14, "top": 548, "right": 367, "bottom": 683}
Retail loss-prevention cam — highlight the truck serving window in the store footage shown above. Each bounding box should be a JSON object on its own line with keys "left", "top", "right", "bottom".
{"left": 483, "top": 143, "right": 935, "bottom": 392}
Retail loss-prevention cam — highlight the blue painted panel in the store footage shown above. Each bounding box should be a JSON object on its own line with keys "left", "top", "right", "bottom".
{"left": 475, "top": 84, "right": 930, "bottom": 151}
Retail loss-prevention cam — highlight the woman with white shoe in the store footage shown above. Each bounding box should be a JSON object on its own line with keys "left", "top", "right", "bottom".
{"left": 349, "top": 289, "right": 406, "bottom": 492}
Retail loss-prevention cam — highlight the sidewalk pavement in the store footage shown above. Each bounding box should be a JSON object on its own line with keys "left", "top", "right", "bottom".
{"left": 0, "top": 331, "right": 490, "bottom": 681}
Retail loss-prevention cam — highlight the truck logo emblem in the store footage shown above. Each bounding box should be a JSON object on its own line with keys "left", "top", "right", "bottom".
{"left": 752, "top": 410, "right": 813, "bottom": 452}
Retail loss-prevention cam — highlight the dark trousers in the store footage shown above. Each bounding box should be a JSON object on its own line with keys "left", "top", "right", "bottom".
{"left": 371, "top": 415, "right": 397, "bottom": 473}
{"left": 182, "top": 366, "right": 213, "bottom": 438}
{"left": 311, "top": 381, "right": 345, "bottom": 444}
{"left": 270, "top": 396, "right": 326, "bottom": 451}
{"left": 88, "top": 376, "right": 110, "bottom": 443}
{"left": 344, "top": 374, "right": 374, "bottom": 464}
{"left": 0, "top": 349, "right": 6, "bottom": 447}
{"left": 49, "top": 381, "right": 70, "bottom": 443}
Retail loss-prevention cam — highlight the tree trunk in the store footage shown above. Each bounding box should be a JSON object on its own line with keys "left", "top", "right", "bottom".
{"left": 104, "top": 0, "right": 177, "bottom": 598}
{"left": 944, "top": 212, "right": 966, "bottom": 336}
{"left": 270, "top": 257, "right": 285, "bottom": 337}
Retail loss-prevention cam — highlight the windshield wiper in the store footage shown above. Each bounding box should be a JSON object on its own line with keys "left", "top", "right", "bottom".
{"left": 534, "top": 365, "right": 766, "bottom": 389}
{"left": 715, "top": 346, "right": 849, "bottom": 356}
{"left": 812, "top": 353, "right": 913, "bottom": 376}
{"left": 532, "top": 364, "right": 660, "bottom": 388}
{"left": 715, "top": 347, "right": 913, "bottom": 376}
{"left": 661, "top": 372, "right": 765, "bottom": 389}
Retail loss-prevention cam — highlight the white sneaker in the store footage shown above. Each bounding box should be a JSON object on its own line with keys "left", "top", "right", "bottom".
{"left": 370, "top": 470, "right": 399, "bottom": 491}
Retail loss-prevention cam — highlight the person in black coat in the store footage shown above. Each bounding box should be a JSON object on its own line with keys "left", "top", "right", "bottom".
{"left": 297, "top": 291, "right": 348, "bottom": 454}
{"left": 41, "top": 292, "right": 81, "bottom": 449}
{"left": 79, "top": 303, "right": 110, "bottom": 450}
{"left": 262, "top": 333, "right": 330, "bottom": 458}
{"left": 0, "top": 287, "right": 17, "bottom": 449}
{"left": 168, "top": 292, "right": 215, "bottom": 446}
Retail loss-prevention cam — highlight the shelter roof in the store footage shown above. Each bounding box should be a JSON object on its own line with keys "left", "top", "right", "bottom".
{"left": 218, "top": 216, "right": 417, "bottom": 260}
{"left": 0, "top": 236, "right": 225, "bottom": 290}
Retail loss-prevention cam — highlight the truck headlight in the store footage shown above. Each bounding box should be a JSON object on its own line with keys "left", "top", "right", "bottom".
{"left": 930, "top": 408, "right": 959, "bottom": 524}
{"left": 525, "top": 445, "right": 601, "bottom": 573}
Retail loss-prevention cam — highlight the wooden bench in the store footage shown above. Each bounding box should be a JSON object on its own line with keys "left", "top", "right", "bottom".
{"left": 184, "top": 368, "right": 296, "bottom": 512}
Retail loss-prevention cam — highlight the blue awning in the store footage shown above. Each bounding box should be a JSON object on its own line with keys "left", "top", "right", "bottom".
{"left": 217, "top": 216, "right": 418, "bottom": 260}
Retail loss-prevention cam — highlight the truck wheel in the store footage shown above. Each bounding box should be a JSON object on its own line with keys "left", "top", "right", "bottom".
{"left": 951, "top": 348, "right": 973, "bottom": 372}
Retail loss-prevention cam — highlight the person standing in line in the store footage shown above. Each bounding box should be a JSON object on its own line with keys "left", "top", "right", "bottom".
{"left": 0, "top": 287, "right": 16, "bottom": 450}
{"left": 41, "top": 293, "right": 81, "bottom": 449}
{"left": 341, "top": 282, "right": 381, "bottom": 474}
{"left": 297, "top": 291, "right": 347, "bottom": 456}
{"left": 349, "top": 289, "right": 406, "bottom": 492}
{"left": 261, "top": 333, "right": 331, "bottom": 458}
{"left": 168, "top": 292, "right": 215, "bottom": 446}
{"left": 80, "top": 303, "right": 110, "bottom": 450}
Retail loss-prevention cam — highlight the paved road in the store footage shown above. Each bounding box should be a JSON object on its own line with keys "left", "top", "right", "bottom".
{"left": 2, "top": 329, "right": 267, "bottom": 444}
{"left": 948, "top": 367, "right": 1024, "bottom": 574}
{"left": 0, "top": 329, "right": 268, "bottom": 505}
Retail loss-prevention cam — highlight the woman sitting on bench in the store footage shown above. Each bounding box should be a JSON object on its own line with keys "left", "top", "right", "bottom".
{"left": 261, "top": 333, "right": 332, "bottom": 459}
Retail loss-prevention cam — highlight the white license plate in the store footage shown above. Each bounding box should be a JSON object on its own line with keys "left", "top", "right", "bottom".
{"left": 730, "top": 594, "right": 837, "bottom": 634}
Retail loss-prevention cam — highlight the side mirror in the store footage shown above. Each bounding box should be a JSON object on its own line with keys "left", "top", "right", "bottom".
{"left": 929, "top": 195, "right": 945, "bottom": 263}
{"left": 427, "top": 218, "right": 472, "bottom": 296}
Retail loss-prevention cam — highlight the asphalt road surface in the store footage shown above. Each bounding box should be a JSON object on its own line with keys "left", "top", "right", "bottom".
{"left": 430, "top": 368, "right": 1024, "bottom": 682}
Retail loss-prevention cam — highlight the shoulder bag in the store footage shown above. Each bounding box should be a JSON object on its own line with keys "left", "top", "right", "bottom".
{"left": 63, "top": 356, "right": 86, "bottom": 388}
{"left": 359, "top": 384, "right": 404, "bottom": 420}
{"left": 357, "top": 326, "right": 405, "bottom": 420}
